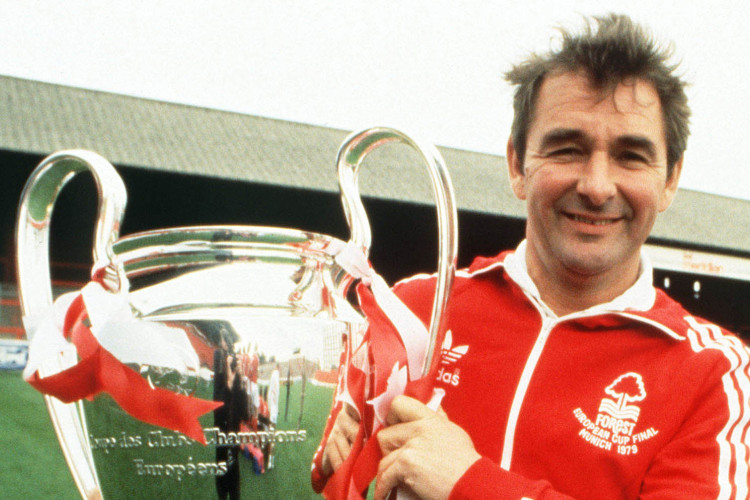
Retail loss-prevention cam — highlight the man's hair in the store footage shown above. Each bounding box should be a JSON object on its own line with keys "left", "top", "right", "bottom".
{"left": 505, "top": 13, "right": 690, "bottom": 177}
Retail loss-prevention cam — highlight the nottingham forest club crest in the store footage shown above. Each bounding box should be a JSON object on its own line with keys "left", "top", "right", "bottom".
{"left": 573, "top": 372, "right": 660, "bottom": 456}
{"left": 435, "top": 330, "right": 468, "bottom": 387}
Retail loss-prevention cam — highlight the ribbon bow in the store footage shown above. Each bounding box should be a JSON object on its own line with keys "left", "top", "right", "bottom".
{"left": 23, "top": 281, "right": 221, "bottom": 444}
{"left": 313, "top": 241, "right": 445, "bottom": 499}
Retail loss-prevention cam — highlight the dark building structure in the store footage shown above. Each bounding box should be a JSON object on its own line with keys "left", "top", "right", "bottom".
{"left": 1, "top": 75, "right": 749, "bottom": 339}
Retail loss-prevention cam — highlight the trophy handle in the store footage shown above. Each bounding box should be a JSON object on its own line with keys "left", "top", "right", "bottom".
{"left": 336, "top": 127, "right": 458, "bottom": 376}
{"left": 16, "top": 150, "right": 127, "bottom": 500}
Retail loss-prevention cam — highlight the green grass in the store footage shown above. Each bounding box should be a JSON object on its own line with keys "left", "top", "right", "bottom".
{"left": 0, "top": 370, "right": 79, "bottom": 499}
{"left": 0, "top": 371, "right": 336, "bottom": 499}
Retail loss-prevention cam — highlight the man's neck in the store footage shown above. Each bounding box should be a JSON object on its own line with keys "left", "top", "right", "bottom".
{"left": 525, "top": 252, "right": 641, "bottom": 317}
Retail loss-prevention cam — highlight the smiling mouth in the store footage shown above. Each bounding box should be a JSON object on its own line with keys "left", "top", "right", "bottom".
{"left": 566, "top": 213, "right": 620, "bottom": 226}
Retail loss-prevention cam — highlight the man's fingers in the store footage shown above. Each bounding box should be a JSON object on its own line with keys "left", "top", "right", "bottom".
{"left": 330, "top": 432, "right": 350, "bottom": 469}
{"left": 339, "top": 406, "right": 360, "bottom": 442}
{"left": 380, "top": 396, "right": 444, "bottom": 454}
{"left": 344, "top": 402, "right": 361, "bottom": 421}
{"left": 377, "top": 421, "right": 412, "bottom": 455}
{"left": 323, "top": 430, "right": 351, "bottom": 474}
{"left": 323, "top": 444, "right": 341, "bottom": 473}
{"left": 386, "top": 395, "right": 439, "bottom": 426}
{"left": 375, "top": 398, "right": 477, "bottom": 500}
{"left": 373, "top": 447, "right": 404, "bottom": 500}
{"left": 321, "top": 403, "right": 361, "bottom": 475}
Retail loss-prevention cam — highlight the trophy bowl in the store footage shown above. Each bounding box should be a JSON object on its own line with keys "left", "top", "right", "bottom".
{"left": 16, "top": 127, "right": 457, "bottom": 499}
{"left": 77, "top": 225, "right": 365, "bottom": 500}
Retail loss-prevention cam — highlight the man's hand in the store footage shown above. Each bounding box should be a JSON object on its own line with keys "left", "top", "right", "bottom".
{"left": 374, "top": 395, "right": 481, "bottom": 500}
{"left": 321, "top": 402, "right": 360, "bottom": 475}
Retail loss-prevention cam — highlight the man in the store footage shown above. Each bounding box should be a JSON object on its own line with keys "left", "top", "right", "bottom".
{"left": 266, "top": 363, "right": 281, "bottom": 469}
{"left": 213, "top": 331, "right": 244, "bottom": 500}
{"left": 317, "top": 13, "right": 749, "bottom": 500}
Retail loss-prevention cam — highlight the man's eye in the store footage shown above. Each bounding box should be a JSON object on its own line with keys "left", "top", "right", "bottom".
{"left": 619, "top": 151, "right": 649, "bottom": 164}
{"left": 548, "top": 147, "right": 582, "bottom": 157}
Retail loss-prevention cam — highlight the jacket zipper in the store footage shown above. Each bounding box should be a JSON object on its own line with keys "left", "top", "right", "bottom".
{"left": 500, "top": 314, "right": 558, "bottom": 469}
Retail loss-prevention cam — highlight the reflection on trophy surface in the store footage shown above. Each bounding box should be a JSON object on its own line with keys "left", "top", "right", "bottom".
{"left": 63, "top": 228, "right": 366, "bottom": 500}
{"left": 16, "top": 127, "right": 456, "bottom": 499}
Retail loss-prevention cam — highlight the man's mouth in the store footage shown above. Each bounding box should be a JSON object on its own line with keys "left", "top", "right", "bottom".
{"left": 566, "top": 213, "right": 619, "bottom": 226}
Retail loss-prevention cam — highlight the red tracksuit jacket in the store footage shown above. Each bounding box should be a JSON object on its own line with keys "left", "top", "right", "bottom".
{"left": 315, "top": 245, "right": 750, "bottom": 499}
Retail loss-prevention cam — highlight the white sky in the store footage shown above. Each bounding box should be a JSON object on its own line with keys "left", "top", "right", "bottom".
{"left": 1, "top": 0, "right": 748, "bottom": 200}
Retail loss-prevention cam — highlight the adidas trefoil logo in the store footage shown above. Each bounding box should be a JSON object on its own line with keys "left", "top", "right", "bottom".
{"left": 435, "top": 330, "right": 468, "bottom": 387}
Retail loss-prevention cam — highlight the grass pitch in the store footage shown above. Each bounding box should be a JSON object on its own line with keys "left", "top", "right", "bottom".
{"left": 0, "top": 371, "right": 337, "bottom": 499}
{"left": 0, "top": 370, "right": 79, "bottom": 499}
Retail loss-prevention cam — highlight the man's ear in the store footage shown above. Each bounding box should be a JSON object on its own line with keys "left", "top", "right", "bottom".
{"left": 659, "top": 155, "right": 683, "bottom": 212}
{"left": 507, "top": 137, "right": 527, "bottom": 200}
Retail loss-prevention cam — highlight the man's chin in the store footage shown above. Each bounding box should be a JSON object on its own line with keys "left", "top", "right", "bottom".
{"left": 559, "top": 252, "right": 614, "bottom": 278}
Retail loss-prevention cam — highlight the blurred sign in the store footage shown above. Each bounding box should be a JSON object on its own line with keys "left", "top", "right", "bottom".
{"left": 0, "top": 339, "right": 28, "bottom": 370}
{"left": 646, "top": 244, "right": 750, "bottom": 282}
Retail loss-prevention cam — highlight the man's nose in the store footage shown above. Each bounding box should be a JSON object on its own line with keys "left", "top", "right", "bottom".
{"left": 576, "top": 152, "right": 617, "bottom": 206}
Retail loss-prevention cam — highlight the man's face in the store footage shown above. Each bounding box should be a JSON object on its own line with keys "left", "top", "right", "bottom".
{"left": 508, "top": 71, "right": 682, "bottom": 283}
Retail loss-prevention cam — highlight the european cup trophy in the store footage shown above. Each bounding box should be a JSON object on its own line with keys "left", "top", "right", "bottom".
{"left": 16, "top": 127, "right": 457, "bottom": 499}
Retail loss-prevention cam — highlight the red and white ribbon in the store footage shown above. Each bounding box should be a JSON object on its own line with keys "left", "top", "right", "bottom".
{"left": 315, "top": 241, "right": 446, "bottom": 500}
{"left": 23, "top": 281, "right": 220, "bottom": 444}
{"left": 331, "top": 241, "right": 432, "bottom": 382}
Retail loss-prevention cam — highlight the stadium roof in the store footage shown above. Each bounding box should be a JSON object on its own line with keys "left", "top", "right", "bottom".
{"left": 1, "top": 74, "right": 748, "bottom": 256}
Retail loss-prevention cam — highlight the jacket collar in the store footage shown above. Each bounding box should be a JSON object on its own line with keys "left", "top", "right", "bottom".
{"left": 500, "top": 240, "right": 657, "bottom": 320}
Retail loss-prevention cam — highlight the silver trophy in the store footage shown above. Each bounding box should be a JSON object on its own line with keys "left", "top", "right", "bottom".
{"left": 16, "top": 127, "right": 457, "bottom": 499}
